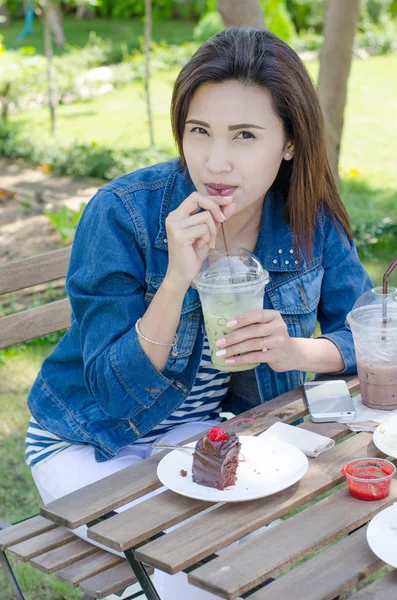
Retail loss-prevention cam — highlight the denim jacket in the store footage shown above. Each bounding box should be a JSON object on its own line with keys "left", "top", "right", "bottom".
{"left": 27, "top": 158, "right": 373, "bottom": 461}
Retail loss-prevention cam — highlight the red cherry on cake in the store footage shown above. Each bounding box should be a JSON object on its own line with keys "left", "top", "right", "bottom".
{"left": 207, "top": 426, "right": 228, "bottom": 442}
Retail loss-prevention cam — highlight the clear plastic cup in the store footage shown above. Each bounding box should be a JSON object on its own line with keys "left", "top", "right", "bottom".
{"left": 346, "top": 287, "right": 397, "bottom": 410}
{"left": 193, "top": 247, "right": 269, "bottom": 372}
{"left": 341, "top": 457, "right": 396, "bottom": 501}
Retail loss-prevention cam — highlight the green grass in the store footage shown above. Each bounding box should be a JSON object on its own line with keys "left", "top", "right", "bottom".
{"left": 0, "top": 343, "right": 83, "bottom": 600}
{"left": 305, "top": 56, "right": 397, "bottom": 190}
{"left": 1, "top": 16, "right": 196, "bottom": 56}
{"left": 10, "top": 69, "right": 179, "bottom": 152}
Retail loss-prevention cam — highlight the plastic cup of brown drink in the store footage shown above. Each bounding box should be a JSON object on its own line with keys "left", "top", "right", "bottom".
{"left": 347, "top": 286, "right": 397, "bottom": 410}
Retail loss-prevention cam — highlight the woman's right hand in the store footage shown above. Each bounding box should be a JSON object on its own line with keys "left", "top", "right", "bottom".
{"left": 164, "top": 192, "right": 235, "bottom": 289}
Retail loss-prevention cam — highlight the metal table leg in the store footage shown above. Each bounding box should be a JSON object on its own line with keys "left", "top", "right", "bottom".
{"left": 124, "top": 549, "right": 161, "bottom": 600}
{"left": 0, "top": 550, "right": 26, "bottom": 600}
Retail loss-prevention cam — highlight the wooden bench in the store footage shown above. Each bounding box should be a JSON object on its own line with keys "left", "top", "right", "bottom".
{"left": 0, "top": 248, "right": 145, "bottom": 600}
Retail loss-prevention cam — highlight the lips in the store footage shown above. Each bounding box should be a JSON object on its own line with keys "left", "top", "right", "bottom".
{"left": 205, "top": 184, "right": 237, "bottom": 197}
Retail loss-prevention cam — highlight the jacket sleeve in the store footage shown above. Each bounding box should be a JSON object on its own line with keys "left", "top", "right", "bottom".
{"left": 316, "top": 213, "right": 373, "bottom": 374}
{"left": 66, "top": 189, "right": 175, "bottom": 420}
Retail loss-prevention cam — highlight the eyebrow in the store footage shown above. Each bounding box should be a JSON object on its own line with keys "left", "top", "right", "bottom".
{"left": 185, "top": 119, "right": 266, "bottom": 131}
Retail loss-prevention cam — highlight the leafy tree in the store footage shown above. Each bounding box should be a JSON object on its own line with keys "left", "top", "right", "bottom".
{"left": 262, "top": 0, "right": 296, "bottom": 42}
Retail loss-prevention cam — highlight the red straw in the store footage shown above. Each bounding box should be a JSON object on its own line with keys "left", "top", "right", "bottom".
{"left": 382, "top": 257, "right": 397, "bottom": 324}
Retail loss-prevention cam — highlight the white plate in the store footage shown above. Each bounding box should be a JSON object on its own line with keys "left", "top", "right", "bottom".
{"left": 373, "top": 415, "right": 397, "bottom": 458}
{"left": 367, "top": 504, "right": 397, "bottom": 568}
{"left": 156, "top": 435, "right": 308, "bottom": 503}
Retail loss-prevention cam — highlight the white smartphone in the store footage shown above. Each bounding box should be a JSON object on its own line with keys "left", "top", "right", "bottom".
{"left": 303, "top": 380, "right": 356, "bottom": 423}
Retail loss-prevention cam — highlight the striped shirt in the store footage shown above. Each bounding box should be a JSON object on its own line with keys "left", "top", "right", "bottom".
{"left": 25, "top": 337, "right": 231, "bottom": 467}
{"left": 25, "top": 418, "right": 72, "bottom": 467}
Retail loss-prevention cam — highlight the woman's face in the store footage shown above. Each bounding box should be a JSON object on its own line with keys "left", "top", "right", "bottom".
{"left": 182, "top": 80, "right": 292, "bottom": 214}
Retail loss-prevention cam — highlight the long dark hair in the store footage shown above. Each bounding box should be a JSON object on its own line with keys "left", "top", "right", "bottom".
{"left": 171, "top": 27, "right": 352, "bottom": 253}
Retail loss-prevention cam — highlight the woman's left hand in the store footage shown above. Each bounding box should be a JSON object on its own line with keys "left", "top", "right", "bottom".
{"left": 215, "top": 309, "right": 300, "bottom": 373}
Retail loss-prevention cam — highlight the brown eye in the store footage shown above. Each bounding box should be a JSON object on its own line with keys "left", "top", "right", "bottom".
{"left": 191, "top": 127, "right": 208, "bottom": 135}
{"left": 236, "top": 131, "right": 255, "bottom": 139}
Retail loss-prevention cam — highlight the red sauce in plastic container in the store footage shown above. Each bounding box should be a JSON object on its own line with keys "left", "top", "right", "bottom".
{"left": 341, "top": 458, "right": 396, "bottom": 501}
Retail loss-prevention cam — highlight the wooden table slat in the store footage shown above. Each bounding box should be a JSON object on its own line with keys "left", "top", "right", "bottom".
{"left": 88, "top": 491, "right": 212, "bottom": 551}
{"left": 135, "top": 432, "right": 379, "bottom": 574}
{"left": 30, "top": 539, "right": 100, "bottom": 574}
{"left": 298, "top": 419, "right": 352, "bottom": 441}
{"left": 6, "top": 527, "right": 75, "bottom": 561}
{"left": 55, "top": 551, "right": 124, "bottom": 587}
{"left": 79, "top": 561, "right": 139, "bottom": 599}
{"left": 348, "top": 569, "right": 397, "bottom": 599}
{"left": 187, "top": 482, "right": 397, "bottom": 599}
{"left": 40, "top": 452, "right": 166, "bottom": 529}
{"left": 88, "top": 421, "right": 351, "bottom": 552}
{"left": 247, "top": 526, "right": 383, "bottom": 600}
{"left": 40, "top": 378, "right": 359, "bottom": 530}
{"left": 0, "top": 515, "right": 57, "bottom": 551}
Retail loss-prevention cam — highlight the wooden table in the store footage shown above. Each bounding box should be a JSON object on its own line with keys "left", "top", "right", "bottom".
{"left": 40, "top": 377, "right": 397, "bottom": 600}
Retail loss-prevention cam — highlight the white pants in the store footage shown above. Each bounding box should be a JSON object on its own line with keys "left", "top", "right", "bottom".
{"left": 31, "top": 421, "right": 246, "bottom": 600}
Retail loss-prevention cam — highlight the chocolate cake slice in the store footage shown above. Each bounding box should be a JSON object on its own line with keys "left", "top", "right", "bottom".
{"left": 192, "top": 426, "right": 241, "bottom": 490}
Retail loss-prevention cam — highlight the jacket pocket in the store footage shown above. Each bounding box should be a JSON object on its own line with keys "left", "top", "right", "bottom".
{"left": 266, "top": 267, "right": 324, "bottom": 338}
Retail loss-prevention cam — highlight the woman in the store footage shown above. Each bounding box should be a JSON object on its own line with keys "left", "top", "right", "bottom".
{"left": 26, "top": 27, "right": 372, "bottom": 598}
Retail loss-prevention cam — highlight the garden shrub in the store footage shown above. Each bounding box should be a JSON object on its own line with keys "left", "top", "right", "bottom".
{"left": 0, "top": 122, "right": 173, "bottom": 180}
{"left": 193, "top": 12, "right": 224, "bottom": 42}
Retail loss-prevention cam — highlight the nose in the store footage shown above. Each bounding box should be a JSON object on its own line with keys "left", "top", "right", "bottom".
{"left": 205, "top": 142, "right": 232, "bottom": 174}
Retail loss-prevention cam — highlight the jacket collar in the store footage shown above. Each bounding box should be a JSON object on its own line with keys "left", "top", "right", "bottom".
{"left": 155, "top": 162, "right": 300, "bottom": 273}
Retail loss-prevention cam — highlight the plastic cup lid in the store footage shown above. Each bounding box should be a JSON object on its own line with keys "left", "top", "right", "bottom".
{"left": 193, "top": 246, "right": 269, "bottom": 292}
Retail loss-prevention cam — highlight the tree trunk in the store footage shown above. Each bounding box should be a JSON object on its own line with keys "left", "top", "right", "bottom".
{"left": 43, "top": 2, "right": 57, "bottom": 135}
{"left": 144, "top": 0, "right": 155, "bottom": 149}
{"left": 318, "top": 0, "right": 361, "bottom": 184}
{"left": 75, "top": 5, "right": 95, "bottom": 19}
{"left": 46, "top": 1, "right": 65, "bottom": 48}
{"left": 0, "top": 2, "right": 11, "bottom": 28}
{"left": 218, "top": 0, "right": 266, "bottom": 28}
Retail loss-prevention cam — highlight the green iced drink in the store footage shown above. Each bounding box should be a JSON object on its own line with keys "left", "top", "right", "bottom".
{"left": 193, "top": 247, "right": 269, "bottom": 372}
{"left": 204, "top": 311, "right": 260, "bottom": 371}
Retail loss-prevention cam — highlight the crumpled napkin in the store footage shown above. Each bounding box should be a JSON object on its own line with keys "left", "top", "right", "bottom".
{"left": 347, "top": 394, "right": 397, "bottom": 432}
{"left": 258, "top": 421, "right": 335, "bottom": 458}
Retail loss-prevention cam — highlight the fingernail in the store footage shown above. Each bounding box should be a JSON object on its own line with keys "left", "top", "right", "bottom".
{"left": 216, "top": 338, "right": 226, "bottom": 347}
{"left": 222, "top": 196, "right": 233, "bottom": 201}
{"left": 216, "top": 349, "right": 227, "bottom": 356}
{"left": 227, "top": 320, "right": 238, "bottom": 328}
{"left": 219, "top": 212, "right": 226, "bottom": 222}
{"left": 225, "top": 359, "right": 236, "bottom": 365}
